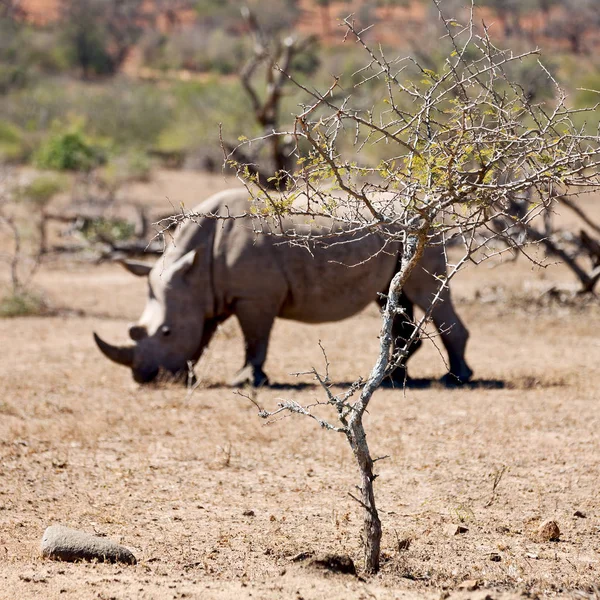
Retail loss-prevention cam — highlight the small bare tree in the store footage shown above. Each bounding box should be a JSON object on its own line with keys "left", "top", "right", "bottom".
{"left": 0, "top": 183, "right": 48, "bottom": 315}
{"left": 198, "top": 0, "right": 600, "bottom": 574}
{"left": 222, "top": 7, "right": 319, "bottom": 190}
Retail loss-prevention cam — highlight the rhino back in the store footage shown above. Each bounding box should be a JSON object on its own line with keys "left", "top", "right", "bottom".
{"left": 180, "top": 189, "right": 400, "bottom": 323}
{"left": 210, "top": 197, "right": 399, "bottom": 323}
{"left": 274, "top": 226, "right": 399, "bottom": 322}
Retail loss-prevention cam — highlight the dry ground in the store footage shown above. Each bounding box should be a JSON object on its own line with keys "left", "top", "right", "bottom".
{"left": 1, "top": 172, "right": 599, "bottom": 599}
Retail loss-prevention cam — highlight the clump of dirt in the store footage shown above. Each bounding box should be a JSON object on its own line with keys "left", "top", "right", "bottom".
{"left": 308, "top": 553, "right": 356, "bottom": 575}
{"left": 536, "top": 519, "right": 561, "bottom": 542}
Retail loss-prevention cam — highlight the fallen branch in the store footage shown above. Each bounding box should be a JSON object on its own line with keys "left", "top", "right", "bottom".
{"left": 524, "top": 222, "right": 600, "bottom": 293}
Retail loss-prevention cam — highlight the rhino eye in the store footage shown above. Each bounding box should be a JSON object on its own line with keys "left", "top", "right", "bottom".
{"left": 161, "top": 325, "right": 171, "bottom": 337}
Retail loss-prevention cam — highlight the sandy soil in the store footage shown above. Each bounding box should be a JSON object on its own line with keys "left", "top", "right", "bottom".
{"left": 0, "top": 172, "right": 599, "bottom": 599}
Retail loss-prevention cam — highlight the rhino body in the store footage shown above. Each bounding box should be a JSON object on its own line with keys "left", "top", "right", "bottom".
{"left": 94, "top": 188, "right": 472, "bottom": 386}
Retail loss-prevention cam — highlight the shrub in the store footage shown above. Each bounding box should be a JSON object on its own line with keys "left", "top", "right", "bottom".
{"left": 291, "top": 44, "right": 321, "bottom": 76}
{"left": 0, "top": 63, "right": 28, "bottom": 94}
{"left": 81, "top": 81, "right": 172, "bottom": 148}
{"left": 22, "top": 29, "right": 71, "bottom": 75}
{"left": 18, "top": 174, "right": 66, "bottom": 208}
{"left": 58, "top": 0, "right": 146, "bottom": 78}
{"left": 0, "top": 120, "right": 28, "bottom": 163}
{"left": 79, "top": 217, "right": 135, "bottom": 243}
{"left": 99, "top": 150, "right": 153, "bottom": 188}
{"left": 142, "top": 27, "right": 249, "bottom": 75}
{"left": 61, "top": 26, "right": 116, "bottom": 77}
{"left": 197, "top": 30, "right": 247, "bottom": 75}
{"left": 0, "top": 80, "right": 70, "bottom": 134}
{"left": 0, "top": 22, "right": 70, "bottom": 92}
{"left": 0, "top": 290, "right": 48, "bottom": 318}
{"left": 34, "top": 127, "right": 103, "bottom": 171}
{"left": 0, "top": 79, "right": 172, "bottom": 165}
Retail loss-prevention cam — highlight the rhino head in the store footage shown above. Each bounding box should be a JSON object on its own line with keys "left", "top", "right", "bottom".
{"left": 94, "top": 250, "right": 210, "bottom": 383}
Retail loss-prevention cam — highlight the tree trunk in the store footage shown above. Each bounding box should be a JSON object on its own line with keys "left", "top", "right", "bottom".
{"left": 347, "top": 418, "right": 381, "bottom": 574}
{"left": 342, "top": 231, "right": 426, "bottom": 573}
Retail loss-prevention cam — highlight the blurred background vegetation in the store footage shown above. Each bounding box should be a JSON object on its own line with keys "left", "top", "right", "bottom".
{"left": 0, "top": 0, "right": 598, "bottom": 315}
{"left": 0, "top": 0, "right": 598, "bottom": 176}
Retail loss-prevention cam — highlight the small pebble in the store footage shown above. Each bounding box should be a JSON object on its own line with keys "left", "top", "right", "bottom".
{"left": 457, "top": 579, "right": 479, "bottom": 591}
{"left": 397, "top": 537, "right": 411, "bottom": 551}
{"left": 290, "top": 551, "right": 314, "bottom": 562}
{"left": 444, "top": 523, "right": 468, "bottom": 536}
{"left": 41, "top": 525, "right": 137, "bottom": 564}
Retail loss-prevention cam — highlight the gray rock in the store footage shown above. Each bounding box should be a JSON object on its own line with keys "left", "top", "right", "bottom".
{"left": 41, "top": 525, "right": 137, "bottom": 564}
{"left": 444, "top": 523, "right": 468, "bottom": 536}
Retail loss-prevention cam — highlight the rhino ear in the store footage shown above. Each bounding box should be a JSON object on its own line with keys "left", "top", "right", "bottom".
{"left": 119, "top": 259, "right": 152, "bottom": 278}
{"left": 170, "top": 250, "right": 200, "bottom": 279}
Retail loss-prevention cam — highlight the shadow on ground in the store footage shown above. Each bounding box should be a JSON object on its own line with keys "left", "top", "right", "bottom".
{"left": 380, "top": 377, "right": 506, "bottom": 390}
{"left": 201, "top": 378, "right": 508, "bottom": 391}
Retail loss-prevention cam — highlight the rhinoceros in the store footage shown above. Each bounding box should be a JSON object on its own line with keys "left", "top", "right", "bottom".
{"left": 94, "top": 188, "right": 472, "bottom": 386}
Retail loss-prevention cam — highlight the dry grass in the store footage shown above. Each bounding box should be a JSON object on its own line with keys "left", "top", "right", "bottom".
{"left": 0, "top": 172, "right": 599, "bottom": 599}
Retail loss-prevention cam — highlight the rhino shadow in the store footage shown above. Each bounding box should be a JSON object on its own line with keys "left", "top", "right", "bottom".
{"left": 380, "top": 377, "right": 506, "bottom": 390}
{"left": 201, "top": 378, "right": 506, "bottom": 391}
{"left": 202, "top": 381, "right": 318, "bottom": 391}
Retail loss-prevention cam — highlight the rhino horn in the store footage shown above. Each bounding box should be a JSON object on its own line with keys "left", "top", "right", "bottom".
{"left": 118, "top": 260, "right": 152, "bottom": 277}
{"left": 94, "top": 332, "right": 134, "bottom": 367}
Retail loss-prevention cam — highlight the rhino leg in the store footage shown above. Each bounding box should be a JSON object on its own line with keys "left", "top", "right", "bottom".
{"left": 188, "top": 317, "right": 226, "bottom": 384}
{"left": 435, "top": 301, "right": 472, "bottom": 385}
{"left": 195, "top": 317, "right": 227, "bottom": 360}
{"left": 231, "top": 300, "right": 277, "bottom": 387}
{"left": 403, "top": 275, "right": 473, "bottom": 385}
{"left": 377, "top": 292, "right": 422, "bottom": 386}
